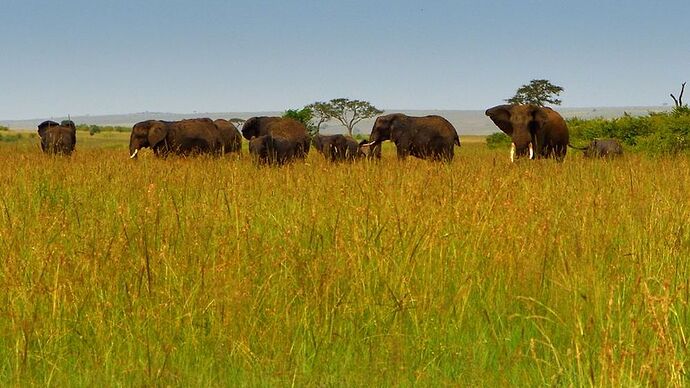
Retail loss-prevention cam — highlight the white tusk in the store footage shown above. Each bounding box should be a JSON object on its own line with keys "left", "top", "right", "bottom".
{"left": 362, "top": 141, "right": 376, "bottom": 147}
{"left": 510, "top": 143, "right": 516, "bottom": 163}
{"left": 528, "top": 143, "right": 534, "bottom": 160}
{"left": 130, "top": 148, "right": 139, "bottom": 159}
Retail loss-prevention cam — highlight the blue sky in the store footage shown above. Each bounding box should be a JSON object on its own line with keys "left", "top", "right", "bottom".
{"left": 1, "top": 0, "right": 689, "bottom": 119}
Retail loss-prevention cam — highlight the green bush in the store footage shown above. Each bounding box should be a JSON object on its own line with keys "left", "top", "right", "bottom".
{"left": 0, "top": 133, "right": 22, "bottom": 142}
{"left": 568, "top": 110, "right": 690, "bottom": 155}
{"left": 485, "top": 132, "right": 511, "bottom": 149}
{"left": 0, "top": 125, "right": 9, "bottom": 132}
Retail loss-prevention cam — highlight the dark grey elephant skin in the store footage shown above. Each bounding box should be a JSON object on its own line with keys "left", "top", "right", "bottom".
{"left": 241, "top": 116, "right": 310, "bottom": 158}
{"left": 485, "top": 104, "right": 569, "bottom": 162}
{"left": 37, "top": 120, "right": 77, "bottom": 155}
{"left": 249, "top": 134, "right": 303, "bottom": 165}
{"left": 364, "top": 113, "right": 460, "bottom": 161}
{"left": 129, "top": 118, "right": 229, "bottom": 158}
{"left": 213, "top": 119, "right": 242, "bottom": 154}
{"left": 313, "top": 134, "right": 362, "bottom": 162}
{"left": 575, "top": 139, "right": 624, "bottom": 158}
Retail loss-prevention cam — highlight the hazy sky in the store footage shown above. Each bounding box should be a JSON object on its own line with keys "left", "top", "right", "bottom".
{"left": 1, "top": 0, "right": 689, "bottom": 119}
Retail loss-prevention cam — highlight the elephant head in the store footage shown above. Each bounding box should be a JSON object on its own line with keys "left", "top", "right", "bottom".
{"left": 129, "top": 120, "right": 168, "bottom": 158}
{"left": 485, "top": 104, "right": 550, "bottom": 162}
{"left": 364, "top": 114, "right": 400, "bottom": 147}
{"left": 241, "top": 116, "right": 279, "bottom": 140}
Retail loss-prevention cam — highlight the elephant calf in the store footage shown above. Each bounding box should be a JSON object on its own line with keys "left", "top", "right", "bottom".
{"left": 313, "top": 134, "right": 363, "bottom": 162}
{"left": 249, "top": 134, "right": 305, "bottom": 165}
{"left": 577, "top": 139, "right": 624, "bottom": 158}
{"left": 38, "top": 120, "right": 77, "bottom": 155}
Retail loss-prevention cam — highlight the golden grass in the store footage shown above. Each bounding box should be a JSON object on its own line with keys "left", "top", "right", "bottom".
{"left": 1, "top": 137, "right": 689, "bottom": 385}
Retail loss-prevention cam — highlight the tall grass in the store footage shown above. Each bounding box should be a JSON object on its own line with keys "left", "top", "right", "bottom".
{"left": 1, "top": 138, "right": 689, "bottom": 385}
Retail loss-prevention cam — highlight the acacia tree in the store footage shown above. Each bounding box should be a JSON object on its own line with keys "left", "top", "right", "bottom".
{"left": 305, "top": 102, "right": 333, "bottom": 134}
{"left": 323, "top": 98, "right": 383, "bottom": 136}
{"left": 506, "top": 79, "right": 564, "bottom": 106}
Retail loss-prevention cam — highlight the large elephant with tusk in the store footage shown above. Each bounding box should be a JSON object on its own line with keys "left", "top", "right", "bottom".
{"left": 485, "top": 104, "right": 569, "bottom": 162}
{"left": 129, "top": 118, "right": 240, "bottom": 158}
{"left": 361, "top": 113, "right": 460, "bottom": 161}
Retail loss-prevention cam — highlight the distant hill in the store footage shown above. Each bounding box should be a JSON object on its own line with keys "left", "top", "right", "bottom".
{"left": 1, "top": 106, "right": 671, "bottom": 135}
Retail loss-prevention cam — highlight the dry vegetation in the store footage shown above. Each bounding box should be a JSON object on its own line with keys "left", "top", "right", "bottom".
{"left": 1, "top": 134, "right": 689, "bottom": 385}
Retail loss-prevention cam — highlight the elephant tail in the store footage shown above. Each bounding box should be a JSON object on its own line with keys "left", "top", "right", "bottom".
{"left": 568, "top": 143, "right": 587, "bottom": 151}
{"left": 454, "top": 134, "right": 461, "bottom": 147}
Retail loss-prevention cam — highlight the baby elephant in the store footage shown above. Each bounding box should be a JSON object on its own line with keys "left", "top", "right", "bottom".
{"left": 581, "top": 139, "right": 623, "bottom": 158}
{"left": 249, "top": 134, "right": 305, "bottom": 165}
{"left": 37, "top": 120, "right": 77, "bottom": 155}
{"left": 313, "top": 134, "right": 362, "bottom": 162}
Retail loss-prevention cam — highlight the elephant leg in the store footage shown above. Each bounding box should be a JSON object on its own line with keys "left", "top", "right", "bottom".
{"left": 395, "top": 140, "right": 410, "bottom": 159}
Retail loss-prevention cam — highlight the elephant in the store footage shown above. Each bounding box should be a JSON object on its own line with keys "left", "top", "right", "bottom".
{"left": 213, "top": 119, "right": 243, "bottom": 154}
{"left": 362, "top": 113, "right": 460, "bottom": 161}
{"left": 485, "top": 104, "right": 569, "bottom": 162}
{"left": 249, "top": 134, "right": 304, "bottom": 165}
{"left": 37, "top": 120, "right": 76, "bottom": 155}
{"left": 241, "top": 116, "right": 310, "bottom": 158}
{"left": 358, "top": 139, "right": 382, "bottom": 160}
{"left": 313, "top": 134, "right": 363, "bottom": 162}
{"left": 571, "top": 139, "right": 623, "bottom": 158}
{"left": 129, "top": 118, "right": 227, "bottom": 158}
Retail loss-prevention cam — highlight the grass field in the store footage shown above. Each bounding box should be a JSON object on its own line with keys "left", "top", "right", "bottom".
{"left": 1, "top": 132, "right": 689, "bottom": 386}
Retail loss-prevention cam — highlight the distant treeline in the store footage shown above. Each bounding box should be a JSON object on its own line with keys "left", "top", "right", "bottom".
{"left": 487, "top": 107, "right": 690, "bottom": 156}
{"left": 76, "top": 124, "right": 131, "bottom": 135}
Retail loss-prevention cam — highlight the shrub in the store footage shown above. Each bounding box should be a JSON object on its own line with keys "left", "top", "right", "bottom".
{"left": 0, "top": 125, "right": 9, "bottom": 132}
{"left": 485, "top": 132, "right": 511, "bottom": 149}
{"left": 568, "top": 110, "right": 690, "bottom": 155}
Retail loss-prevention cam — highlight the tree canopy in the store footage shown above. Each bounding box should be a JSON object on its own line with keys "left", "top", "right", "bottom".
{"left": 305, "top": 102, "right": 333, "bottom": 135}
{"left": 506, "top": 79, "right": 564, "bottom": 106}
{"left": 321, "top": 98, "right": 383, "bottom": 136}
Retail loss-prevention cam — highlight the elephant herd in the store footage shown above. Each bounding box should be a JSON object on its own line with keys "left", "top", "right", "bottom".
{"left": 35, "top": 104, "right": 624, "bottom": 162}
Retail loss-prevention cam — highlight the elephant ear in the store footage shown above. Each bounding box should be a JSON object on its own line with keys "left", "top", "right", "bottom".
{"left": 148, "top": 122, "right": 169, "bottom": 146}
{"left": 37, "top": 120, "right": 58, "bottom": 138}
{"left": 381, "top": 115, "right": 398, "bottom": 138}
{"left": 485, "top": 105, "right": 513, "bottom": 135}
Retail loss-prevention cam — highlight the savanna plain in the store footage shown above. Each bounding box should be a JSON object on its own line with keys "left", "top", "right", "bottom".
{"left": 1, "top": 132, "right": 689, "bottom": 386}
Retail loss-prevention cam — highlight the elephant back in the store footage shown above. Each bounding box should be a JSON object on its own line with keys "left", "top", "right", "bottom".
{"left": 213, "top": 119, "right": 242, "bottom": 153}
{"left": 266, "top": 118, "right": 307, "bottom": 139}
{"left": 37, "top": 121, "right": 76, "bottom": 155}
